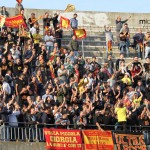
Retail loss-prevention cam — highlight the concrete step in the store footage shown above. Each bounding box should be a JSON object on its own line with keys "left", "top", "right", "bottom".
{"left": 62, "top": 45, "right": 136, "bottom": 52}
{"left": 61, "top": 40, "right": 134, "bottom": 46}
{"left": 62, "top": 30, "right": 142, "bottom": 37}
{"left": 84, "top": 57, "right": 136, "bottom": 64}
{"left": 83, "top": 51, "right": 138, "bottom": 58}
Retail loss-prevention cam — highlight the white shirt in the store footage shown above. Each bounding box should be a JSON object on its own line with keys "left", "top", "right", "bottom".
{"left": 44, "top": 35, "right": 54, "bottom": 46}
{"left": 2, "top": 82, "right": 11, "bottom": 95}
{"left": 8, "top": 110, "right": 20, "bottom": 127}
{"left": 30, "top": 27, "right": 36, "bottom": 35}
{"left": 86, "top": 77, "right": 93, "bottom": 89}
{"left": 10, "top": 48, "right": 21, "bottom": 61}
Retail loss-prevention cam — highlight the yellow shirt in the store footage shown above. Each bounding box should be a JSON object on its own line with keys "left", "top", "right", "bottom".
{"left": 133, "top": 97, "right": 142, "bottom": 108}
{"left": 32, "top": 34, "right": 42, "bottom": 44}
{"left": 121, "top": 77, "right": 131, "bottom": 85}
{"left": 115, "top": 107, "right": 127, "bottom": 122}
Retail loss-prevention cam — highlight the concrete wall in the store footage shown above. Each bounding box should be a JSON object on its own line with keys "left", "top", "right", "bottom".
{"left": 7, "top": 7, "right": 150, "bottom": 29}
{"left": 0, "top": 142, "right": 150, "bottom": 150}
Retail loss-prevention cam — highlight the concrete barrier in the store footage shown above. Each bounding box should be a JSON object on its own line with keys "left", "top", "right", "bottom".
{"left": 0, "top": 142, "right": 149, "bottom": 150}
{"left": 6, "top": 7, "right": 150, "bottom": 29}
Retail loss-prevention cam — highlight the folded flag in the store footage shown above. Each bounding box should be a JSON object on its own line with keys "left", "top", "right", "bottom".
{"left": 16, "top": 0, "right": 22, "bottom": 4}
{"left": 60, "top": 16, "right": 70, "bottom": 29}
{"left": 19, "top": 25, "right": 31, "bottom": 38}
{"left": 5, "top": 15, "right": 27, "bottom": 28}
{"left": 65, "top": 4, "right": 75, "bottom": 12}
{"left": 0, "top": 16, "right": 5, "bottom": 27}
{"left": 73, "top": 29, "right": 86, "bottom": 39}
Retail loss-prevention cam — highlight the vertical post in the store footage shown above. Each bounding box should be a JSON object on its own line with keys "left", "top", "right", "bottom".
{"left": 82, "top": 39, "right": 84, "bottom": 58}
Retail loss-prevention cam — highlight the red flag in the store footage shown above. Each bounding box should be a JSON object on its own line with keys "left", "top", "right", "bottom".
{"left": 5, "top": 15, "right": 27, "bottom": 28}
{"left": 60, "top": 16, "right": 70, "bottom": 29}
{"left": 16, "top": 0, "right": 22, "bottom": 4}
{"left": 73, "top": 29, "right": 86, "bottom": 39}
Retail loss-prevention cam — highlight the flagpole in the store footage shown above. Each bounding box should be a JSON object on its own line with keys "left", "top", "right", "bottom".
{"left": 82, "top": 39, "right": 84, "bottom": 58}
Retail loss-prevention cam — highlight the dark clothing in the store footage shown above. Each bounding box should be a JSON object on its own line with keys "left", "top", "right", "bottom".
{"left": 52, "top": 15, "right": 59, "bottom": 29}
{"left": 133, "top": 33, "right": 145, "bottom": 43}
{"left": 0, "top": 62, "right": 8, "bottom": 77}
{"left": 43, "top": 18, "right": 52, "bottom": 28}
{"left": 143, "top": 63, "right": 150, "bottom": 72}
{"left": 0, "top": 10, "right": 9, "bottom": 17}
{"left": 116, "top": 19, "right": 128, "bottom": 32}
{"left": 13, "top": 64, "right": 23, "bottom": 77}
{"left": 116, "top": 58, "right": 125, "bottom": 71}
{"left": 69, "top": 40, "right": 79, "bottom": 51}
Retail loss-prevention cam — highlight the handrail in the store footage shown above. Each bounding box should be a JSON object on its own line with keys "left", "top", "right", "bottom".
{"left": 1, "top": 122, "right": 150, "bottom": 129}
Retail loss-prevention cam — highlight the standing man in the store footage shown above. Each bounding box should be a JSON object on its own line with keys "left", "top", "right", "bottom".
{"left": 133, "top": 29, "right": 145, "bottom": 59}
{"left": 104, "top": 25, "right": 114, "bottom": 57}
{"left": 70, "top": 13, "right": 78, "bottom": 30}
{"left": 70, "top": 13, "right": 78, "bottom": 36}
{"left": 15, "top": 0, "right": 24, "bottom": 15}
{"left": 115, "top": 16, "right": 131, "bottom": 46}
{"left": 69, "top": 35, "right": 79, "bottom": 57}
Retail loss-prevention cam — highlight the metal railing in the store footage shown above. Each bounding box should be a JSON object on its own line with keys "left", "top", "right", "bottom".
{"left": 0, "top": 123, "right": 150, "bottom": 143}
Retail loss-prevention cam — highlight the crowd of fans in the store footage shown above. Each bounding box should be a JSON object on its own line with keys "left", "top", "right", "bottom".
{"left": 0, "top": 2, "right": 149, "bottom": 133}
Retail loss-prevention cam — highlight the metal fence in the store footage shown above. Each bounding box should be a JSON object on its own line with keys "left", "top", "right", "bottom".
{"left": 0, "top": 123, "right": 150, "bottom": 144}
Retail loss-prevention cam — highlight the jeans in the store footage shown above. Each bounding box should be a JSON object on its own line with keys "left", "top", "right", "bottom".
{"left": 120, "top": 41, "right": 129, "bottom": 57}
{"left": 74, "top": 51, "right": 79, "bottom": 57}
{"left": 136, "top": 44, "right": 142, "bottom": 58}
{"left": 46, "top": 46, "right": 53, "bottom": 59}
{"left": 145, "top": 46, "right": 150, "bottom": 58}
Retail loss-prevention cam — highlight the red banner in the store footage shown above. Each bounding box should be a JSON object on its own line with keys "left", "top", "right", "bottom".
{"left": 5, "top": 15, "right": 27, "bottom": 28}
{"left": 82, "top": 130, "right": 114, "bottom": 150}
{"left": 114, "top": 133, "right": 146, "bottom": 150}
{"left": 44, "top": 128, "right": 82, "bottom": 150}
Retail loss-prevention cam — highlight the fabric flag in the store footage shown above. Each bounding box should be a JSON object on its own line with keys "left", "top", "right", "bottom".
{"left": 60, "top": 16, "right": 70, "bottom": 29}
{"left": 73, "top": 29, "right": 86, "bottom": 39}
{"left": 0, "top": 16, "right": 5, "bottom": 27}
{"left": 5, "top": 15, "right": 27, "bottom": 28}
{"left": 65, "top": 4, "right": 75, "bottom": 12}
{"left": 108, "top": 40, "right": 112, "bottom": 52}
{"left": 19, "top": 25, "right": 31, "bottom": 38}
{"left": 16, "top": 0, "right": 22, "bottom": 4}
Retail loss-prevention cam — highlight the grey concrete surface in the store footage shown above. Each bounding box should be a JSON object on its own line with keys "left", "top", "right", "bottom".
{"left": 6, "top": 7, "right": 150, "bottom": 29}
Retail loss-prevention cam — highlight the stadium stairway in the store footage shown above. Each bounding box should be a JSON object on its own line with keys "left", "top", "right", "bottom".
{"left": 61, "top": 27, "right": 146, "bottom": 64}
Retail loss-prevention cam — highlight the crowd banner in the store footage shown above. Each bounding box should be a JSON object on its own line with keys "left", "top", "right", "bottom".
{"left": 114, "top": 133, "right": 147, "bottom": 150}
{"left": 44, "top": 128, "right": 82, "bottom": 150}
{"left": 82, "top": 130, "right": 114, "bottom": 150}
{"left": 5, "top": 15, "right": 27, "bottom": 28}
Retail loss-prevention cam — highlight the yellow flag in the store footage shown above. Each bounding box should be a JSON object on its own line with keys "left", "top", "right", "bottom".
{"left": 73, "top": 29, "right": 86, "bottom": 39}
{"left": 60, "top": 16, "right": 70, "bottom": 29}
{"left": 65, "top": 4, "right": 75, "bottom": 12}
{"left": 0, "top": 16, "right": 5, "bottom": 27}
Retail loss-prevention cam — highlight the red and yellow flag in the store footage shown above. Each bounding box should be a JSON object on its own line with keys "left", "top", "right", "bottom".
{"left": 60, "top": 16, "right": 70, "bottom": 29}
{"left": 19, "top": 25, "right": 31, "bottom": 38}
{"left": 16, "top": 0, "right": 22, "bottom": 4}
{"left": 73, "top": 29, "right": 86, "bottom": 39}
{"left": 5, "top": 15, "right": 27, "bottom": 28}
{"left": 108, "top": 40, "right": 112, "bottom": 52}
{"left": 0, "top": 16, "right": 5, "bottom": 27}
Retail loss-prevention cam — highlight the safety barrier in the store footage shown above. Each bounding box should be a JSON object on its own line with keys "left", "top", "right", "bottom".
{"left": 0, "top": 123, "right": 150, "bottom": 144}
